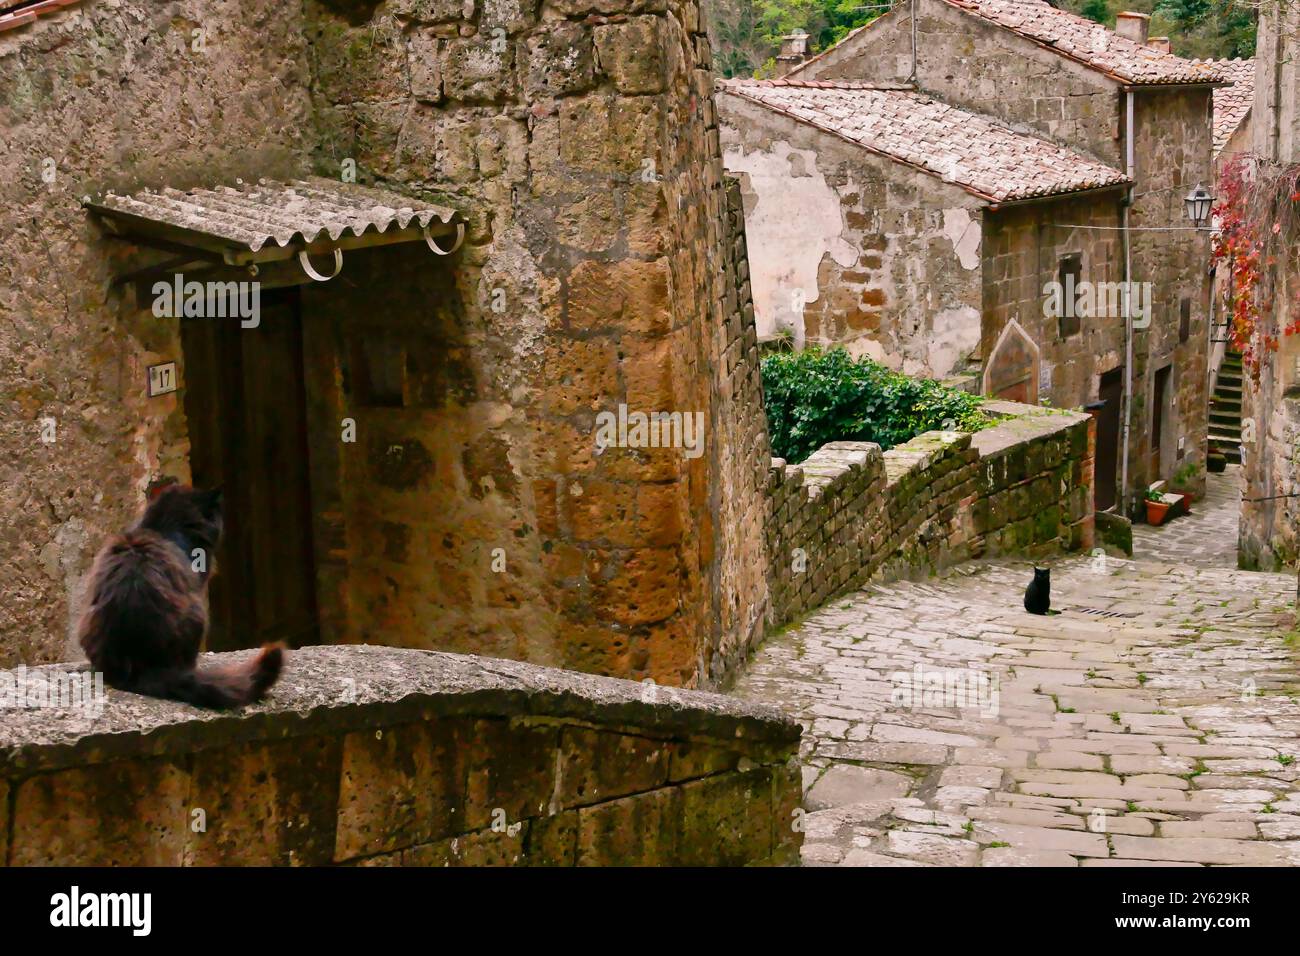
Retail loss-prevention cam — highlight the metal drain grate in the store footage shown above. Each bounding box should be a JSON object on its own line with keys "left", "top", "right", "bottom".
{"left": 1067, "top": 606, "right": 1139, "bottom": 619}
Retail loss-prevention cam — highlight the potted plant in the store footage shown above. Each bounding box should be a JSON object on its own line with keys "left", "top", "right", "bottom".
{"left": 1144, "top": 487, "right": 1172, "bottom": 526}
{"left": 1169, "top": 462, "right": 1199, "bottom": 513}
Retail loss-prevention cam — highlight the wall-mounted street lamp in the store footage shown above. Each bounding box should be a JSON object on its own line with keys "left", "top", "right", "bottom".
{"left": 1185, "top": 184, "right": 1214, "bottom": 230}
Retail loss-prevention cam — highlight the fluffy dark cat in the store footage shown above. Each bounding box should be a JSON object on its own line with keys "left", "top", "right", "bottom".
{"left": 77, "top": 484, "right": 284, "bottom": 709}
{"left": 1023, "top": 566, "right": 1051, "bottom": 615}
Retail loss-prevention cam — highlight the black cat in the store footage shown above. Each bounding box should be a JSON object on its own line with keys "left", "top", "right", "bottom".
{"left": 77, "top": 484, "right": 284, "bottom": 709}
{"left": 1023, "top": 566, "right": 1051, "bottom": 615}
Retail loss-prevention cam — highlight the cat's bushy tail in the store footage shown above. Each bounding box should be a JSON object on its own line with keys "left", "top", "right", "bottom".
{"left": 130, "top": 643, "right": 286, "bottom": 710}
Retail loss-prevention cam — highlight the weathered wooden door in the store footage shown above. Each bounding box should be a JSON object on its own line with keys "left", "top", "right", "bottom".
{"left": 1095, "top": 367, "right": 1123, "bottom": 512}
{"left": 1151, "top": 364, "right": 1171, "bottom": 481}
{"left": 181, "top": 287, "right": 319, "bottom": 650}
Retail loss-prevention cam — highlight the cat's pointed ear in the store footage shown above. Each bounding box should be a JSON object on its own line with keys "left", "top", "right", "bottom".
{"left": 202, "top": 487, "right": 223, "bottom": 514}
{"left": 147, "top": 477, "right": 179, "bottom": 501}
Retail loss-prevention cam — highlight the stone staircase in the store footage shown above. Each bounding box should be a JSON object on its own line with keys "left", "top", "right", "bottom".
{"left": 1209, "top": 349, "right": 1244, "bottom": 464}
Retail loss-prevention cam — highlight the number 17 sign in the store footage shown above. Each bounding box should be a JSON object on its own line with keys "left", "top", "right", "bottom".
{"left": 147, "top": 361, "right": 178, "bottom": 397}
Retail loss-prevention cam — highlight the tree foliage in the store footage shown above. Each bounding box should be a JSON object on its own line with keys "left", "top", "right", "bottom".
{"left": 760, "top": 347, "right": 987, "bottom": 463}
{"left": 1060, "top": 0, "right": 1256, "bottom": 59}
{"left": 708, "top": 0, "right": 886, "bottom": 78}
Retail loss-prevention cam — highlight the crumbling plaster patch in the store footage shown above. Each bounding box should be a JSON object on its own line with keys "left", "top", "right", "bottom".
{"left": 942, "top": 207, "right": 981, "bottom": 271}
{"left": 723, "top": 140, "right": 856, "bottom": 343}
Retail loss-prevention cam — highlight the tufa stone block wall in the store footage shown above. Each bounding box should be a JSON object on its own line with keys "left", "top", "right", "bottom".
{"left": 293, "top": 0, "right": 766, "bottom": 685}
{"left": 0, "top": 0, "right": 778, "bottom": 690}
{"left": 0, "top": 0, "right": 316, "bottom": 667}
{"left": 981, "top": 193, "right": 1126, "bottom": 412}
{"left": 0, "top": 645, "right": 802, "bottom": 866}
{"left": 707, "top": 177, "right": 775, "bottom": 682}
{"left": 1127, "top": 88, "right": 1213, "bottom": 500}
{"left": 1241, "top": 6, "right": 1300, "bottom": 571}
{"left": 762, "top": 403, "right": 1095, "bottom": 627}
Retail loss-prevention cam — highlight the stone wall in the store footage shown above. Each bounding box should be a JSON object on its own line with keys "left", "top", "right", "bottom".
{"left": 706, "top": 178, "right": 774, "bottom": 682}
{"left": 763, "top": 403, "right": 1094, "bottom": 627}
{"left": 982, "top": 193, "right": 1126, "bottom": 411}
{"left": 778, "top": 0, "right": 1215, "bottom": 510}
{"left": 0, "top": 645, "right": 802, "bottom": 866}
{"left": 0, "top": 0, "right": 777, "bottom": 689}
{"left": 1238, "top": 4, "right": 1300, "bottom": 570}
{"left": 0, "top": 0, "right": 315, "bottom": 667}
{"left": 1127, "top": 87, "right": 1214, "bottom": 499}
{"left": 719, "top": 89, "right": 986, "bottom": 378}
{"left": 295, "top": 0, "right": 753, "bottom": 685}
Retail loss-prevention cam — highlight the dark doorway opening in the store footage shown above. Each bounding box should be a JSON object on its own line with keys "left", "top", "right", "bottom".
{"left": 1151, "top": 364, "right": 1172, "bottom": 481}
{"left": 1095, "top": 367, "right": 1124, "bottom": 512}
{"left": 181, "top": 287, "right": 320, "bottom": 651}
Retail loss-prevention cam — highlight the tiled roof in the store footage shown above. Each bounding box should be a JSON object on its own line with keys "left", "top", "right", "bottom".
{"left": 721, "top": 80, "right": 1129, "bottom": 203}
{"left": 84, "top": 177, "right": 462, "bottom": 258}
{"left": 1193, "top": 58, "right": 1254, "bottom": 155}
{"left": 792, "top": 0, "right": 1225, "bottom": 86}
{"left": 0, "top": 0, "right": 83, "bottom": 35}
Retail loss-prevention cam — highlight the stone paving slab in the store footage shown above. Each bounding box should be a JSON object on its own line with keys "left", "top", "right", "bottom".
{"left": 732, "top": 466, "right": 1300, "bottom": 866}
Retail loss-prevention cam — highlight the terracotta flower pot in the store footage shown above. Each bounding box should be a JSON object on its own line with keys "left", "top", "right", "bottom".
{"left": 1145, "top": 499, "right": 1171, "bottom": 526}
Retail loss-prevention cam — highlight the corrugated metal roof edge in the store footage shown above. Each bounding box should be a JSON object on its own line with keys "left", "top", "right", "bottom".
{"left": 82, "top": 177, "right": 464, "bottom": 257}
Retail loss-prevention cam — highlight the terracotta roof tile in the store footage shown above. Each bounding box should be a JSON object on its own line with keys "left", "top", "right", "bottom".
{"left": 0, "top": 0, "right": 83, "bottom": 36}
{"left": 721, "top": 80, "right": 1129, "bottom": 203}
{"left": 1193, "top": 57, "right": 1253, "bottom": 155}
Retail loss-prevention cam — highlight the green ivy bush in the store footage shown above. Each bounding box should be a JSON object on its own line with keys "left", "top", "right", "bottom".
{"left": 760, "top": 346, "right": 988, "bottom": 463}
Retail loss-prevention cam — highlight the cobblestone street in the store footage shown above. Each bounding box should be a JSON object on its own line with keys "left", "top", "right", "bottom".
{"left": 734, "top": 467, "right": 1300, "bottom": 865}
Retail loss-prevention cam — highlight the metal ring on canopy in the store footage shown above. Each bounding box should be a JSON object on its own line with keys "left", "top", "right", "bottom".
{"left": 424, "top": 221, "right": 465, "bottom": 256}
{"left": 298, "top": 248, "right": 343, "bottom": 281}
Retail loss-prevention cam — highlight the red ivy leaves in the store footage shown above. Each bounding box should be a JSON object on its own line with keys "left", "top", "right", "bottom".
{"left": 1212, "top": 157, "right": 1300, "bottom": 382}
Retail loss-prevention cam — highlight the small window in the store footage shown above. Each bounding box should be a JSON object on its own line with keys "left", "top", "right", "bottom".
{"left": 1179, "top": 298, "right": 1191, "bottom": 344}
{"left": 1057, "top": 253, "right": 1083, "bottom": 339}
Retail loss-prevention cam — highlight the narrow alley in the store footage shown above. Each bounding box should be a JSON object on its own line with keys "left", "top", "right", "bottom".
{"left": 733, "top": 467, "right": 1300, "bottom": 865}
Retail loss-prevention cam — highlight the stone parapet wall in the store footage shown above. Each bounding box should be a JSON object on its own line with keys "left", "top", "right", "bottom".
{"left": 764, "top": 402, "right": 1095, "bottom": 626}
{"left": 0, "top": 646, "right": 802, "bottom": 866}
{"left": 707, "top": 177, "right": 775, "bottom": 684}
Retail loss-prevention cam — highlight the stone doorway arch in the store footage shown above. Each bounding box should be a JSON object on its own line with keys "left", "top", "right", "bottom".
{"left": 982, "top": 319, "right": 1040, "bottom": 404}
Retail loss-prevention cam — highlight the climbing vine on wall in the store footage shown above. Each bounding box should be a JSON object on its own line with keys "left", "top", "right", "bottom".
{"left": 1212, "top": 153, "right": 1300, "bottom": 379}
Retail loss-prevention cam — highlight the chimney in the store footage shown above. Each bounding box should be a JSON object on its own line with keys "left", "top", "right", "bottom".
{"left": 775, "top": 32, "right": 811, "bottom": 77}
{"left": 1147, "top": 36, "right": 1171, "bottom": 54}
{"left": 1114, "top": 11, "right": 1150, "bottom": 44}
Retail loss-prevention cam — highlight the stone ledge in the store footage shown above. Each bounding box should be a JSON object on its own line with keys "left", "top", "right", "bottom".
{"left": 972, "top": 401, "right": 1090, "bottom": 456}
{"left": 0, "top": 645, "right": 800, "bottom": 777}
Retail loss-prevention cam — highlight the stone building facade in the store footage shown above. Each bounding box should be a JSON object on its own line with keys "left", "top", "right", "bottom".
{"left": 719, "top": 79, "right": 1126, "bottom": 496}
{"left": 0, "top": 0, "right": 776, "bottom": 687}
{"left": 1238, "top": 3, "right": 1300, "bottom": 570}
{"left": 726, "top": 0, "right": 1220, "bottom": 512}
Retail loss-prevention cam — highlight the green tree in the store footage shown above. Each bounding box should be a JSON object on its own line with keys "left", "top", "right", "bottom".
{"left": 1080, "top": 0, "right": 1111, "bottom": 25}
